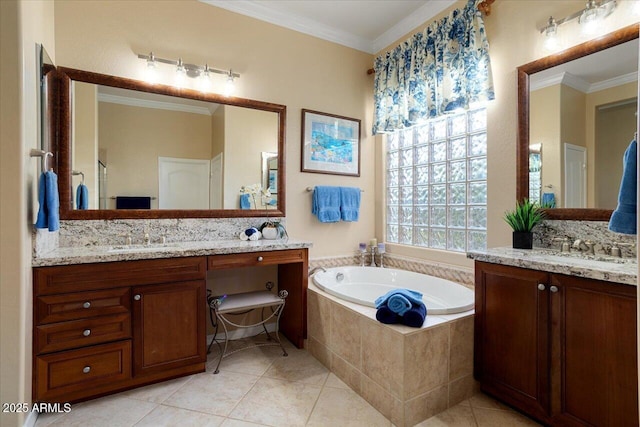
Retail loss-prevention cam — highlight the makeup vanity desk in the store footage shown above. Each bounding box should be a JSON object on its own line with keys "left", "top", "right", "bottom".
{"left": 31, "top": 239, "right": 311, "bottom": 403}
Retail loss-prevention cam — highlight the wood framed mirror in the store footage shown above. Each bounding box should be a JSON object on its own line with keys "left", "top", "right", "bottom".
{"left": 517, "top": 23, "right": 638, "bottom": 220}
{"left": 55, "top": 67, "right": 286, "bottom": 219}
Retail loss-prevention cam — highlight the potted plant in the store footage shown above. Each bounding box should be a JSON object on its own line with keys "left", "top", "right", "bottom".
{"left": 259, "top": 220, "right": 288, "bottom": 240}
{"left": 503, "top": 198, "right": 545, "bottom": 249}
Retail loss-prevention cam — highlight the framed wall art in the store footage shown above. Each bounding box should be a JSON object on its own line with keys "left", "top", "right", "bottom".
{"left": 301, "top": 109, "right": 361, "bottom": 176}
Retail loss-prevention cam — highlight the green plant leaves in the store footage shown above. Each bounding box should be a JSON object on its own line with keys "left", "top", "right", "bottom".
{"left": 503, "top": 198, "right": 545, "bottom": 232}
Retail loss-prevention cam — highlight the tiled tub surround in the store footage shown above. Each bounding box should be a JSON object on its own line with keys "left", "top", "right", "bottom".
{"left": 307, "top": 282, "right": 476, "bottom": 427}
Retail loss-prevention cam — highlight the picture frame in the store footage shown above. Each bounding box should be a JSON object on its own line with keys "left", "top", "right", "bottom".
{"left": 301, "top": 109, "right": 361, "bottom": 176}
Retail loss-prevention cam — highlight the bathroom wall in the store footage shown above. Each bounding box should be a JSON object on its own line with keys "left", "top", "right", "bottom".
{"left": 53, "top": 0, "right": 376, "bottom": 259}
{"left": 0, "top": 1, "right": 55, "bottom": 426}
{"left": 374, "top": 0, "right": 640, "bottom": 267}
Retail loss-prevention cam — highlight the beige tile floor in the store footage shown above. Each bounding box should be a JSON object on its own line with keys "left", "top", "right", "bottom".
{"left": 35, "top": 335, "right": 541, "bottom": 427}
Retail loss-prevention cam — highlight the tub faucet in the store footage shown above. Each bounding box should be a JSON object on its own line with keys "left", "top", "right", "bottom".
{"left": 308, "top": 266, "right": 327, "bottom": 276}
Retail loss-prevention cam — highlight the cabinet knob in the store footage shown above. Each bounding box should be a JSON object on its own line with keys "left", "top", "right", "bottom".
{"left": 537, "top": 284, "right": 546, "bottom": 291}
{"left": 134, "top": 294, "right": 141, "bottom": 301}
{"left": 83, "top": 329, "right": 91, "bottom": 337}
{"left": 82, "top": 366, "right": 91, "bottom": 374}
{"left": 257, "top": 256, "right": 264, "bottom": 262}
{"left": 82, "top": 301, "right": 91, "bottom": 309}
{"left": 550, "top": 286, "right": 559, "bottom": 293}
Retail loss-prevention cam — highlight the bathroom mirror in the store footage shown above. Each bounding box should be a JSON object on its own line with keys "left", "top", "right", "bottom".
{"left": 56, "top": 67, "right": 286, "bottom": 219}
{"left": 39, "top": 44, "right": 56, "bottom": 153}
{"left": 261, "top": 151, "right": 278, "bottom": 196}
{"left": 517, "top": 23, "right": 639, "bottom": 220}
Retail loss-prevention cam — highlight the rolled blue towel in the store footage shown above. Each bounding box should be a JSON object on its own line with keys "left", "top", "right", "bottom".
{"left": 374, "top": 288, "right": 424, "bottom": 316}
{"left": 76, "top": 183, "right": 89, "bottom": 210}
{"left": 376, "top": 305, "right": 399, "bottom": 324}
{"left": 402, "top": 303, "right": 427, "bottom": 328}
{"left": 609, "top": 139, "right": 637, "bottom": 235}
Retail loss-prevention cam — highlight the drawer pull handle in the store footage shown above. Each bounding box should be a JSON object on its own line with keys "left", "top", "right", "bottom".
{"left": 83, "top": 301, "right": 91, "bottom": 309}
{"left": 550, "top": 285, "right": 559, "bottom": 293}
{"left": 257, "top": 256, "right": 264, "bottom": 262}
{"left": 83, "top": 329, "right": 91, "bottom": 337}
{"left": 537, "top": 284, "right": 546, "bottom": 291}
{"left": 134, "top": 294, "right": 141, "bottom": 301}
{"left": 82, "top": 366, "right": 91, "bottom": 374}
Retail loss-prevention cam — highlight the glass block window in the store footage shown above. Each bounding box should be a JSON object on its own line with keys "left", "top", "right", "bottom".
{"left": 385, "top": 108, "right": 487, "bottom": 253}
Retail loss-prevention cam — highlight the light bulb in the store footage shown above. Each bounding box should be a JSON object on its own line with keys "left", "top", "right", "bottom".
{"left": 145, "top": 52, "right": 158, "bottom": 85}
{"left": 223, "top": 72, "right": 235, "bottom": 97}
{"left": 175, "top": 58, "right": 186, "bottom": 88}
{"left": 633, "top": 0, "right": 640, "bottom": 16}
{"left": 579, "top": 1, "right": 600, "bottom": 35}
{"left": 543, "top": 17, "right": 559, "bottom": 51}
{"left": 199, "top": 66, "right": 212, "bottom": 93}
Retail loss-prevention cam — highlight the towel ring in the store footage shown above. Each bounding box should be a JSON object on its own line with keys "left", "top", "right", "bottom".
{"left": 30, "top": 149, "right": 53, "bottom": 173}
{"left": 72, "top": 170, "right": 85, "bottom": 184}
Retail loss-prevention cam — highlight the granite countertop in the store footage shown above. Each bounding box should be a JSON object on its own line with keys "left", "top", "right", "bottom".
{"left": 468, "top": 247, "right": 637, "bottom": 286}
{"left": 33, "top": 238, "right": 313, "bottom": 267}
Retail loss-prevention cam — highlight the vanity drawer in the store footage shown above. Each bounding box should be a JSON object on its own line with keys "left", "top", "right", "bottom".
{"left": 208, "top": 249, "right": 305, "bottom": 270}
{"left": 34, "top": 340, "right": 131, "bottom": 402}
{"left": 36, "top": 288, "right": 130, "bottom": 324}
{"left": 35, "top": 313, "right": 131, "bottom": 354}
{"left": 34, "top": 257, "right": 207, "bottom": 295}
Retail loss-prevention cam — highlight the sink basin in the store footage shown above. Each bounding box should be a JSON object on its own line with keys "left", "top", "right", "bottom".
{"left": 107, "top": 244, "right": 181, "bottom": 253}
{"left": 534, "top": 249, "right": 637, "bottom": 264}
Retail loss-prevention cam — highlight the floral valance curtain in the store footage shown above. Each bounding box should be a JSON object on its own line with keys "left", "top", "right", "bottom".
{"left": 373, "top": 0, "right": 495, "bottom": 134}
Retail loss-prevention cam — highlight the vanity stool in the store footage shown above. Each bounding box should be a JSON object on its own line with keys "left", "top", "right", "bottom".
{"left": 206, "top": 282, "right": 288, "bottom": 374}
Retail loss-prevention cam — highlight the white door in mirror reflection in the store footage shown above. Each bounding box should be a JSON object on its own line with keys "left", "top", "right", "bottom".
{"left": 159, "top": 157, "right": 210, "bottom": 209}
{"left": 564, "top": 144, "right": 587, "bottom": 208}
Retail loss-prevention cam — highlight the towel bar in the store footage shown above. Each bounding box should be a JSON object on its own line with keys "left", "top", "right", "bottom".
{"left": 306, "top": 187, "right": 363, "bottom": 192}
{"left": 30, "top": 149, "right": 54, "bottom": 173}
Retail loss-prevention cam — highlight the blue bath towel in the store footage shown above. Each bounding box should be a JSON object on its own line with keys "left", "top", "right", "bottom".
{"left": 541, "top": 192, "right": 556, "bottom": 208}
{"left": 376, "top": 305, "right": 400, "bottom": 324}
{"left": 35, "top": 170, "right": 60, "bottom": 232}
{"left": 76, "top": 183, "right": 89, "bottom": 210}
{"left": 375, "top": 288, "right": 424, "bottom": 316}
{"left": 609, "top": 139, "right": 637, "bottom": 235}
{"left": 312, "top": 186, "right": 341, "bottom": 223}
{"left": 240, "top": 194, "right": 251, "bottom": 209}
{"left": 402, "top": 303, "right": 427, "bottom": 328}
{"left": 340, "top": 187, "right": 361, "bottom": 222}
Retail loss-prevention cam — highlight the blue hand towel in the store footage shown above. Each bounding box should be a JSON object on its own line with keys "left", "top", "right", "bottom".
{"left": 541, "top": 192, "right": 555, "bottom": 208}
{"left": 240, "top": 194, "right": 251, "bottom": 209}
{"left": 340, "top": 187, "right": 361, "bottom": 221}
{"left": 376, "top": 305, "right": 400, "bottom": 324}
{"left": 35, "top": 170, "right": 60, "bottom": 232}
{"left": 312, "top": 186, "right": 341, "bottom": 223}
{"left": 76, "top": 183, "right": 89, "bottom": 210}
{"left": 402, "top": 303, "right": 427, "bottom": 328}
{"left": 375, "top": 288, "right": 424, "bottom": 316}
{"left": 609, "top": 139, "right": 637, "bottom": 235}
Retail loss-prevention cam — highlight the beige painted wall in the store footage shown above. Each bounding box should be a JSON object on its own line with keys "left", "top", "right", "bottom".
{"left": 595, "top": 101, "right": 637, "bottom": 208}
{"left": 98, "top": 101, "right": 212, "bottom": 209}
{"left": 223, "top": 106, "right": 279, "bottom": 209}
{"left": 72, "top": 81, "right": 99, "bottom": 209}
{"left": 54, "top": 0, "right": 375, "bottom": 259}
{"left": 586, "top": 81, "right": 638, "bottom": 206}
{"left": 0, "top": 1, "right": 55, "bottom": 426}
{"left": 531, "top": 85, "right": 562, "bottom": 205}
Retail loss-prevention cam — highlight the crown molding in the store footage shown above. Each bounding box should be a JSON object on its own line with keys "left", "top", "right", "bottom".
{"left": 588, "top": 71, "right": 638, "bottom": 93}
{"left": 200, "top": 0, "right": 372, "bottom": 53}
{"left": 98, "top": 93, "right": 213, "bottom": 116}
{"left": 372, "top": 0, "right": 456, "bottom": 53}
{"left": 530, "top": 71, "right": 637, "bottom": 94}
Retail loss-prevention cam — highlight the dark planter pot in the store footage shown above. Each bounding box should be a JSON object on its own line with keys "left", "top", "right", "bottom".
{"left": 512, "top": 231, "right": 533, "bottom": 249}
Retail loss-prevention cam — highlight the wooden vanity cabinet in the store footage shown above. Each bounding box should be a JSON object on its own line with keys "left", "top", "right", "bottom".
{"left": 33, "top": 257, "right": 207, "bottom": 403}
{"left": 474, "top": 261, "right": 638, "bottom": 426}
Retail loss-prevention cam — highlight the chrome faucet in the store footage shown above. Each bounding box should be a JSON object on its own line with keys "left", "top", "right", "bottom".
{"left": 308, "top": 266, "right": 327, "bottom": 276}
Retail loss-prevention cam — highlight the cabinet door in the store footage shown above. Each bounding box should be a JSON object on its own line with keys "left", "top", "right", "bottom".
{"left": 475, "top": 262, "right": 550, "bottom": 420}
{"left": 550, "top": 274, "right": 638, "bottom": 426}
{"left": 132, "top": 281, "right": 206, "bottom": 377}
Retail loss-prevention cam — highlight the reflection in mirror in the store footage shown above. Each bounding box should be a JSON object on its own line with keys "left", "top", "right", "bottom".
{"left": 517, "top": 24, "right": 639, "bottom": 220}
{"left": 39, "top": 44, "right": 55, "bottom": 153}
{"left": 71, "top": 84, "right": 279, "bottom": 211}
{"left": 261, "top": 151, "right": 278, "bottom": 197}
{"left": 56, "top": 67, "right": 286, "bottom": 219}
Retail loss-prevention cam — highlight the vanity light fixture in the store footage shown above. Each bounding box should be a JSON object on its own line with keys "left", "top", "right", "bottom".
{"left": 223, "top": 71, "right": 235, "bottom": 97}
{"left": 539, "top": 0, "right": 617, "bottom": 49}
{"left": 137, "top": 52, "right": 240, "bottom": 91}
